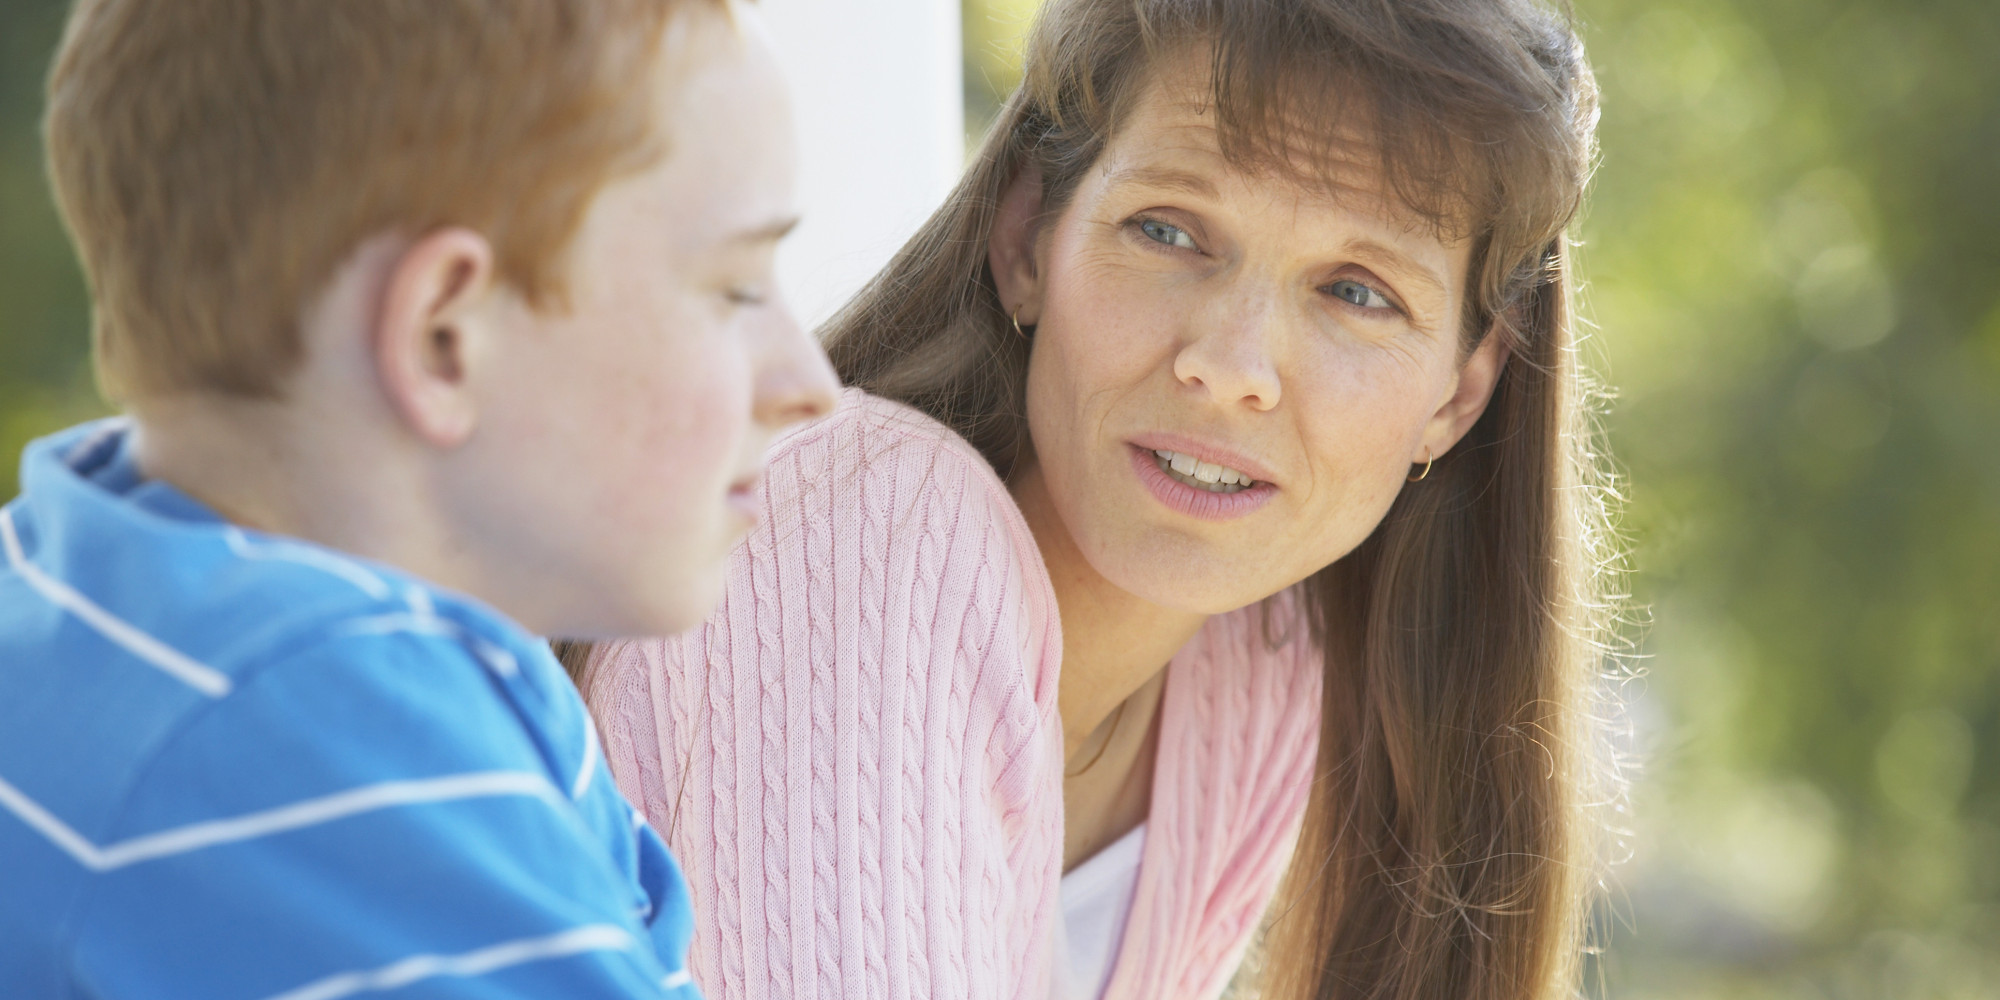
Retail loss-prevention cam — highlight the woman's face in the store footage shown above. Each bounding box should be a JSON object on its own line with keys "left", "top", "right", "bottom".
{"left": 999, "top": 71, "right": 1506, "bottom": 616}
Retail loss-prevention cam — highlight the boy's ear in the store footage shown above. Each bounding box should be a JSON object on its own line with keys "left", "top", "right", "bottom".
{"left": 988, "top": 164, "right": 1047, "bottom": 325}
{"left": 373, "top": 228, "right": 495, "bottom": 448}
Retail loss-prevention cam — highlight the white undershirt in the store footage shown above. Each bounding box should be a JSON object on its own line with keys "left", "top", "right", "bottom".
{"left": 1050, "top": 823, "right": 1147, "bottom": 1000}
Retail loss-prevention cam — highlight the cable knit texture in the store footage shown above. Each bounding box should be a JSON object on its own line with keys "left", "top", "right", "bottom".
{"left": 583, "top": 389, "right": 1323, "bottom": 1000}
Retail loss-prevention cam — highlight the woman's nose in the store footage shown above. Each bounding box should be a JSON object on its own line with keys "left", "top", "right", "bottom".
{"left": 1171, "top": 292, "right": 1283, "bottom": 411}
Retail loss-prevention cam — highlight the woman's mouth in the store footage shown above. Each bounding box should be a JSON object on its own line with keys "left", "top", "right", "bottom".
{"left": 1127, "top": 444, "right": 1278, "bottom": 521}
{"left": 1150, "top": 449, "right": 1258, "bottom": 493}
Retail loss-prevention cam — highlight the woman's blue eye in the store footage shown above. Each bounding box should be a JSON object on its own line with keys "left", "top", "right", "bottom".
{"left": 1328, "top": 279, "right": 1391, "bottom": 310}
{"left": 1139, "top": 219, "right": 1197, "bottom": 250}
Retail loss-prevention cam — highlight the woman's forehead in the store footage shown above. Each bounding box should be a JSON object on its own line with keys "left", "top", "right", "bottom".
{"left": 1103, "top": 44, "right": 1489, "bottom": 236}
{"left": 1103, "top": 68, "right": 1468, "bottom": 242}
{"left": 1096, "top": 81, "right": 1467, "bottom": 269}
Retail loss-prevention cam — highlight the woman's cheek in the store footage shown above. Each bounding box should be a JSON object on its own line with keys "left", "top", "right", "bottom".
{"left": 1290, "top": 376, "right": 1424, "bottom": 532}
{"left": 1050, "top": 241, "right": 1172, "bottom": 339}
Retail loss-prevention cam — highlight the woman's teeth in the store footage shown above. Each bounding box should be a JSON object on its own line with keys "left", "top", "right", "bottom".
{"left": 1153, "top": 449, "right": 1256, "bottom": 493}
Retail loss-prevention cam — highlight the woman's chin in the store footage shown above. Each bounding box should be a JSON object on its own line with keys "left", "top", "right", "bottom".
{"left": 1082, "top": 540, "right": 1295, "bottom": 617}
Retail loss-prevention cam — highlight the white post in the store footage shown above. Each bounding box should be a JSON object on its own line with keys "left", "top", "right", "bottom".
{"left": 760, "top": 0, "right": 965, "bottom": 331}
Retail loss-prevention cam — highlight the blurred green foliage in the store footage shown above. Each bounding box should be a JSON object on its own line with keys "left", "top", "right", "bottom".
{"left": 0, "top": 0, "right": 1995, "bottom": 994}
{"left": 1571, "top": 0, "right": 2000, "bottom": 994}
{"left": 0, "top": 0, "right": 103, "bottom": 498}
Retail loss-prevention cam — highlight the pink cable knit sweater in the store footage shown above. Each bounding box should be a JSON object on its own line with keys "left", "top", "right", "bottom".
{"left": 582, "top": 390, "right": 1323, "bottom": 1000}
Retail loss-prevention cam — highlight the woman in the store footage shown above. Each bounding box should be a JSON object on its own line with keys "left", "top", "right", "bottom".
{"left": 572, "top": 0, "right": 1614, "bottom": 997}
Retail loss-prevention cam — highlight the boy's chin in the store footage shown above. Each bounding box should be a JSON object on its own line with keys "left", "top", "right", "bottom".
{"left": 547, "top": 529, "right": 737, "bottom": 639}
{"left": 623, "top": 565, "right": 730, "bottom": 639}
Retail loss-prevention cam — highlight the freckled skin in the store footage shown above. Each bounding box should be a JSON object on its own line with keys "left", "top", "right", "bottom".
{"left": 1017, "top": 74, "right": 1490, "bottom": 617}
{"left": 441, "top": 6, "right": 837, "bottom": 637}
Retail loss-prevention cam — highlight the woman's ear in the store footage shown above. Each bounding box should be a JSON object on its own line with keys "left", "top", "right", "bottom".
{"left": 372, "top": 227, "right": 496, "bottom": 449}
{"left": 988, "top": 163, "right": 1047, "bottom": 324}
{"left": 1421, "top": 330, "right": 1511, "bottom": 461}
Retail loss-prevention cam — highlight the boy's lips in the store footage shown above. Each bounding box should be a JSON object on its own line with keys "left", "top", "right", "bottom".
{"left": 726, "top": 470, "right": 764, "bottom": 520}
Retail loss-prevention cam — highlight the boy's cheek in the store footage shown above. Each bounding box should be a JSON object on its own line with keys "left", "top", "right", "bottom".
{"left": 606, "top": 337, "right": 754, "bottom": 532}
{"left": 485, "top": 292, "right": 757, "bottom": 633}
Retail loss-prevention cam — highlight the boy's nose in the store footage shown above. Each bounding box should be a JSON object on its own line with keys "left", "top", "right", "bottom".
{"left": 755, "top": 310, "right": 840, "bottom": 429}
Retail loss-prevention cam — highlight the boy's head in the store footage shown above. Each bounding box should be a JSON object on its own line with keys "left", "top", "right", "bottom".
{"left": 44, "top": 0, "right": 839, "bottom": 637}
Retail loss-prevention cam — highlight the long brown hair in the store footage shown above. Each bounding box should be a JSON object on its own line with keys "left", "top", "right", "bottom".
{"left": 823, "top": 1, "right": 1612, "bottom": 997}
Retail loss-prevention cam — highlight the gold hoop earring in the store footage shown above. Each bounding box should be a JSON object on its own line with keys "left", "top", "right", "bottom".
{"left": 1010, "top": 308, "right": 1029, "bottom": 340}
{"left": 1408, "top": 448, "right": 1434, "bottom": 483}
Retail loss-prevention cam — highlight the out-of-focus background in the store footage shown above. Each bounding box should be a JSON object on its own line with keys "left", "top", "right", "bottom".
{"left": 4, "top": 0, "right": 1998, "bottom": 995}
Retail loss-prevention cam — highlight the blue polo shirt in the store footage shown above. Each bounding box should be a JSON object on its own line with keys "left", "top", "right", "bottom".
{"left": 0, "top": 420, "right": 701, "bottom": 999}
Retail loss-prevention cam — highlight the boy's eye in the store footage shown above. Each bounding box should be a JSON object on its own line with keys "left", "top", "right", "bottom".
{"left": 1138, "top": 218, "right": 1197, "bottom": 250}
{"left": 725, "top": 286, "right": 768, "bottom": 307}
{"left": 1327, "top": 279, "right": 1393, "bottom": 310}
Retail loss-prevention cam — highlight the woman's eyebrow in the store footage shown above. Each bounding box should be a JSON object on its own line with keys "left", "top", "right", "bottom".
{"left": 1104, "top": 165, "right": 1221, "bottom": 200}
{"left": 1104, "top": 164, "right": 1454, "bottom": 299}
{"left": 1339, "top": 236, "right": 1448, "bottom": 298}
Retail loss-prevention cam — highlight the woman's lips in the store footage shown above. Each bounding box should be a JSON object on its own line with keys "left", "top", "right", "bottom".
{"left": 1128, "top": 444, "right": 1277, "bottom": 521}
{"left": 1127, "top": 432, "right": 1278, "bottom": 486}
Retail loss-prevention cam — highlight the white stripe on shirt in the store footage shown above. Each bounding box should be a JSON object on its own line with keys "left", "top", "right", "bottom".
{"left": 1, "top": 507, "right": 231, "bottom": 698}
{"left": 331, "top": 612, "right": 460, "bottom": 642}
{"left": 259, "top": 924, "right": 637, "bottom": 1000}
{"left": 0, "top": 770, "right": 564, "bottom": 872}
{"left": 223, "top": 528, "right": 393, "bottom": 601}
{"left": 572, "top": 721, "right": 599, "bottom": 800}
{"left": 401, "top": 584, "right": 436, "bottom": 618}
{"left": 0, "top": 772, "right": 112, "bottom": 870}
{"left": 331, "top": 613, "right": 520, "bottom": 678}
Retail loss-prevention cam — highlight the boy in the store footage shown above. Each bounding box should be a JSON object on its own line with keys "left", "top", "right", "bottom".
{"left": 0, "top": 1, "right": 836, "bottom": 997}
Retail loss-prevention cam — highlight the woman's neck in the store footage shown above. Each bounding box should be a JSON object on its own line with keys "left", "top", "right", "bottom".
{"left": 1009, "top": 460, "right": 1208, "bottom": 760}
